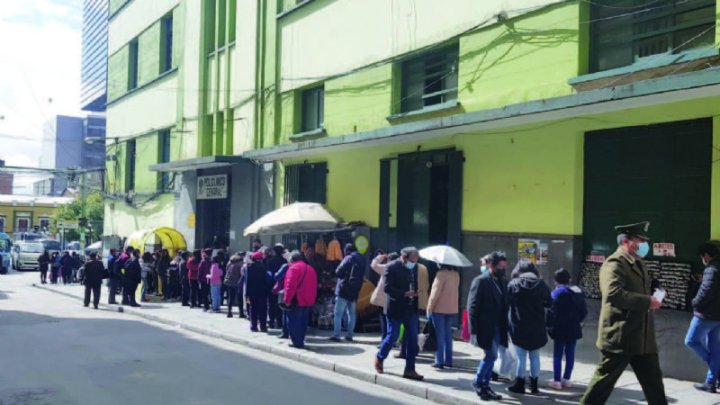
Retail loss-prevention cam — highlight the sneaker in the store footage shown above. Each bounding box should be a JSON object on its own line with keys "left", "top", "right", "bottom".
{"left": 548, "top": 380, "right": 563, "bottom": 390}
{"left": 693, "top": 382, "right": 717, "bottom": 393}
{"left": 561, "top": 379, "right": 573, "bottom": 388}
{"left": 344, "top": 336, "right": 354, "bottom": 343}
{"left": 327, "top": 336, "right": 342, "bottom": 342}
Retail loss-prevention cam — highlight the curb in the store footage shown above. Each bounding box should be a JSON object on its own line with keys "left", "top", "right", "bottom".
{"left": 34, "top": 284, "right": 478, "bottom": 405}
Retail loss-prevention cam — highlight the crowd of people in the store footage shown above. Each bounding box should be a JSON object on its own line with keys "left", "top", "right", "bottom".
{"left": 61, "top": 221, "right": 720, "bottom": 403}
{"left": 38, "top": 250, "right": 84, "bottom": 285}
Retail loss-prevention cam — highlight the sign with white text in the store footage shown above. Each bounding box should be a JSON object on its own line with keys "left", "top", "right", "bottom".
{"left": 197, "top": 175, "right": 228, "bottom": 200}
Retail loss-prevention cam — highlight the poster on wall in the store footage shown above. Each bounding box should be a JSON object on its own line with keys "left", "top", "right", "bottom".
{"left": 197, "top": 175, "right": 228, "bottom": 200}
{"left": 518, "top": 239, "right": 540, "bottom": 264}
{"left": 653, "top": 243, "right": 676, "bottom": 257}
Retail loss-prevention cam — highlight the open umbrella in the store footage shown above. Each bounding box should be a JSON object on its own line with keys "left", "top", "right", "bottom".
{"left": 243, "top": 202, "right": 340, "bottom": 236}
{"left": 419, "top": 245, "right": 473, "bottom": 267}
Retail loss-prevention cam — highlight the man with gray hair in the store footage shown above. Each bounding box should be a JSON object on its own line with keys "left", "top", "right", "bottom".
{"left": 581, "top": 221, "right": 666, "bottom": 405}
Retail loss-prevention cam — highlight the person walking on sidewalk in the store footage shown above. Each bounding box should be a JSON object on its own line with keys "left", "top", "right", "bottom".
{"left": 427, "top": 264, "right": 460, "bottom": 369}
{"left": 224, "top": 253, "right": 243, "bottom": 318}
{"left": 179, "top": 251, "right": 190, "bottom": 306}
{"left": 581, "top": 222, "right": 666, "bottom": 405}
{"left": 123, "top": 249, "right": 142, "bottom": 307}
{"left": 83, "top": 252, "right": 104, "bottom": 309}
{"left": 38, "top": 250, "right": 50, "bottom": 284}
{"left": 187, "top": 250, "right": 200, "bottom": 308}
{"left": 246, "top": 251, "right": 272, "bottom": 332}
{"left": 375, "top": 247, "right": 424, "bottom": 381}
{"left": 547, "top": 268, "right": 587, "bottom": 390}
{"left": 467, "top": 251, "right": 509, "bottom": 401}
{"left": 370, "top": 251, "right": 399, "bottom": 345}
{"left": 284, "top": 251, "right": 318, "bottom": 349}
{"left": 208, "top": 255, "right": 224, "bottom": 312}
{"left": 330, "top": 244, "right": 366, "bottom": 343}
{"left": 198, "top": 249, "right": 212, "bottom": 311}
{"left": 506, "top": 260, "right": 551, "bottom": 395}
{"left": 685, "top": 240, "right": 720, "bottom": 393}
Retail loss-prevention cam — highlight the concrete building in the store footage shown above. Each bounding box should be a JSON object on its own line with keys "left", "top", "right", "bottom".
{"left": 35, "top": 115, "right": 106, "bottom": 196}
{"left": 0, "top": 195, "right": 72, "bottom": 234}
{"left": 81, "top": 0, "right": 109, "bottom": 112}
{"left": 106, "top": 0, "right": 720, "bottom": 379}
{"left": 0, "top": 173, "right": 14, "bottom": 195}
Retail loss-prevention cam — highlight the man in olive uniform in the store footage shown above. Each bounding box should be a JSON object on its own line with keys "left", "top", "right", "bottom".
{"left": 581, "top": 221, "right": 666, "bottom": 405}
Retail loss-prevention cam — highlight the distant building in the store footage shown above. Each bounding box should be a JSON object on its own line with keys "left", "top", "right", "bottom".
{"left": 0, "top": 173, "right": 13, "bottom": 195}
{"left": 80, "top": 0, "right": 108, "bottom": 112}
{"left": 34, "top": 115, "right": 105, "bottom": 196}
{"left": 0, "top": 195, "right": 73, "bottom": 234}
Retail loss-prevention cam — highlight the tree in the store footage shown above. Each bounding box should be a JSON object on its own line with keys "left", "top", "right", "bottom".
{"left": 51, "top": 192, "right": 104, "bottom": 242}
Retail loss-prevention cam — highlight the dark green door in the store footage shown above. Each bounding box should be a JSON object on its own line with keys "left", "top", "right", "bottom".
{"left": 583, "top": 118, "right": 712, "bottom": 261}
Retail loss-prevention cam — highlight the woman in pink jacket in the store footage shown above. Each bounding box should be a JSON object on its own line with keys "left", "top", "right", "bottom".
{"left": 208, "top": 255, "right": 224, "bottom": 312}
{"left": 283, "top": 251, "right": 318, "bottom": 349}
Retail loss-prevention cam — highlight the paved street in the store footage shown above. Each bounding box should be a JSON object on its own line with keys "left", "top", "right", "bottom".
{"left": 2, "top": 270, "right": 719, "bottom": 405}
{"left": 0, "top": 271, "right": 432, "bottom": 405}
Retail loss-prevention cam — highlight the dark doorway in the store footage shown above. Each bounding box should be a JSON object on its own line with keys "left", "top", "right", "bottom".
{"left": 381, "top": 149, "right": 462, "bottom": 250}
{"left": 196, "top": 169, "right": 231, "bottom": 249}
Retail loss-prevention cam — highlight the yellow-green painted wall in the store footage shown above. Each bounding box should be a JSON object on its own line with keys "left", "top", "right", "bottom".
{"left": 137, "top": 22, "right": 162, "bottom": 86}
{"left": 0, "top": 205, "right": 62, "bottom": 234}
{"left": 134, "top": 134, "right": 161, "bottom": 193}
{"left": 104, "top": 194, "right": 175, "bottom": 237}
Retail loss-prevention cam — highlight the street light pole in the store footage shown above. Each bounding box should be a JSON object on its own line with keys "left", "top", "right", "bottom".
{"left": 80, "top": 171, "right": 86, "bottom": 249}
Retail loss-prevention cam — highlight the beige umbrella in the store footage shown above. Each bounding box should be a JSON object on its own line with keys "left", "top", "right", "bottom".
{"left": 243, "top": 202, "right": 340, "bottom": 236}
{"left": 419, "top": 245, "right": 473, "bottom": 267}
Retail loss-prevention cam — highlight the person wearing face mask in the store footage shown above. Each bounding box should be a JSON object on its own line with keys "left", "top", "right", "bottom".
{"left": 684, "top": 240, "right": 720, "bottom": 394}
{"left": 581, "top": 221, "right": 666, "bottom": 405}
{"left": 467, "top": 251, "right": 509, "bottom": 401}
{"left": 374, "top": 247, "right": 424, "bottom": 381}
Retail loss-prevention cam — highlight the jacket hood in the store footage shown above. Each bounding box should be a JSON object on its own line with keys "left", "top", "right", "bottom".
{"left": 510, "top": 272, "right": 541, "bottom": 291}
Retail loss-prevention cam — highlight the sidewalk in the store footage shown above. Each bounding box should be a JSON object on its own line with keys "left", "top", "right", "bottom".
{"left": 37, "top": 283, "right": 717, "bottom": 405}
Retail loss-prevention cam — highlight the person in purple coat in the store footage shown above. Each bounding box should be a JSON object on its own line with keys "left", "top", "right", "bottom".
{"left": 197, "top": 248, "right": 212, "bottom": 311}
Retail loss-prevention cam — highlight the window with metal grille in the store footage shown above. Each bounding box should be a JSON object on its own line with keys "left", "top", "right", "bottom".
{"left": 590, "top": 0, "right": 716, "bottom": 72}
{"left": 128, "top": 39, "right": 138, "bottom": 90}
{"left": 125, "top": 139, "right": 136, "bottom": 192}
{"left": 284, "top": 162, "right": 327, "bottom": 205}
{"left": 401, "top": 45, "right": 458, "bottom": 113}
{"left": 158, "top": 130, "right": 171, "bottom": 190}
{"left": 160, "top": 13, "right": 173, "bottom": 73}
{"left": 301, "top": 86, "right": 324, "bottom": 132}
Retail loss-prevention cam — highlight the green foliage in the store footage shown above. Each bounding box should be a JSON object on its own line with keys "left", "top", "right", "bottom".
{"left": 51, "top": 192, "right": 105, "bottom": 241}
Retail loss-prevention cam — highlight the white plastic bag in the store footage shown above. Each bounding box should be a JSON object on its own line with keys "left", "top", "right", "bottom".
{"left": 494, "top": 342, "right": 518, "bottom": 380}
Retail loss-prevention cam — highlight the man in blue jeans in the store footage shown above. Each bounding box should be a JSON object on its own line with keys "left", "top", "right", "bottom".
{"left": 330, "top": 244, "right": 366, "bottom": 342}
{"left": 375, "top": 247, "right": 424, "bottom": 381}
{"left": 686, "top": 240, "right": 720, "bottom": 393}
{"left": 467, "top": 251, "right": 509, "bottom": 401}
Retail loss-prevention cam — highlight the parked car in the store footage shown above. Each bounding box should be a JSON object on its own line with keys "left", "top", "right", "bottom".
{"left": 11, "top": 242, "right": 44, "bottom": 271}
{"left": 84, "top": 241, "right": 102, "bottom": 256}
{"left": 38, "top": 239, "right": 61, "bottom": 255}
{"left": 0, "top": 238, "right": 10, "bottom": 274}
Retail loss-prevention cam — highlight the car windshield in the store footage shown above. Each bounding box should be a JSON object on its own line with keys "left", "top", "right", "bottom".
{"left": 42, "top": 241, "right": 61, "bottom": 250}
{"left": 21, "top": 244, "right": 44, "bottom": 253}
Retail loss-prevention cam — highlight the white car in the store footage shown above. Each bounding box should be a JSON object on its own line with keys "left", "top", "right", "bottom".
{"left": 12, "top": 242, "right": 44, "bottom": 271}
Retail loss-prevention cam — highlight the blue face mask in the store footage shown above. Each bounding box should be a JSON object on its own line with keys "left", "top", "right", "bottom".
{"left": 405, "top": 262, "right": 416, "bottom": 270}
{"left": 480, "top": 265, "right": 488, "bottom": 274}
{"left": 637, "top": 242, "right": 650, "bottom": 258}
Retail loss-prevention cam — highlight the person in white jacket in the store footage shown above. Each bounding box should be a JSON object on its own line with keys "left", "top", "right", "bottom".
{"left": 371, "top": 251, "right": 399, "bottom": 345}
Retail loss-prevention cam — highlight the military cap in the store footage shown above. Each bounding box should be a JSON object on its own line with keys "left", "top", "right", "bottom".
{"left": 615, "top": 221, "right": 650, "bottom": 241}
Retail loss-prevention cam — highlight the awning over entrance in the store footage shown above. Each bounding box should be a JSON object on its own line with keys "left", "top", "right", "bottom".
{"left": 125, "top": 227, "right": 188, "bottom": 256}
{"left": 149, "top": 155, "right": 247, "bottom": 172}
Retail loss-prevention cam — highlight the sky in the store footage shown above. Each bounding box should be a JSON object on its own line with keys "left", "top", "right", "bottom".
{"left": 0, "top": 0, "right": 83, "bottom": 194}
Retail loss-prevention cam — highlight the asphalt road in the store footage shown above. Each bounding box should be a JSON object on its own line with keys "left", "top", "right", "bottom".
{"left": 0, "top": 270, "right": 432, "bottom": 405}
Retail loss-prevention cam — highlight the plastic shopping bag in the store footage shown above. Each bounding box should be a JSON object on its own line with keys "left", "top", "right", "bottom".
{"left": 460, "top": 309, "right": 470, "bottom": 342}
{"left": 494, "top": 342, "right": 518, "bottom": 380}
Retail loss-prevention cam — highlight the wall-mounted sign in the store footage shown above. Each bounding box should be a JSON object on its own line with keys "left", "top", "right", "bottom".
{"left": 653, "top": 243, "right": 676, "bottom": 257}
{"left": 197, "top": 175, "right": 228, "bottom": 200}
{"left": 354, "top": 235, "right": 369, "bottom": 254}
{"left": 585, "top": 255, "right": 606, "bottom": 263}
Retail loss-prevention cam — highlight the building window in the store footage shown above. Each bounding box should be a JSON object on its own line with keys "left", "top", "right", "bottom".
{"left": 16, "top": 214, "right": 30, "bottom": 233}
{"left": 590, "top": 0, "right": 716, "bottom": 73}
{"left": 158, "top": 130, "right": 171, "bottom": 189}
{"left": 300, "top": 86, "right": 324, "bottom": 132}
{"left": 0, "top": 216, "right": 5, "bottom": 232}
{"left": 401, "top": 45, "right": 458, "bottom": 113}
{"left": 284, "top": 162, "right": 327, "bottom": 205}
{"left": 161, "top": 14, "right": 174, "bottom": 73}
{"left": 126, "top": 139, "right": 136, "bottom": 192}
{"left": 38, "top": 216, "right": 50, "bottom": 232}
{"left": 128, "top": 39, "right": 139, "bottom": 90}
{"left": 228, "top": 0, "right": 237, "bottom": 43}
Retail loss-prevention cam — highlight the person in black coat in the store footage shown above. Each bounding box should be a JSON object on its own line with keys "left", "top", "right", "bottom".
{"left": 330, "top": 244, "right": 366, "bottom": 342}
{"left": 265, "top": 244, "right": 287, "bottom": 329}
{"left": 547, "top": 268, "right": 587, "bottom": 390}
{"left": 467, "top": 251, "right": 509, "bottom": 401}
{"left": 38, "top": 250, "right": 50, "bottom": 284}
{"left": 506, "top": 261, "right": 551, "bottom": 395}
{"left": 83, "top": 252, "right": 105, "bottom": 309}
{"left": 375, "top": 247, "right": 424, "bottom": 382}
{"left": 246, "top": 251, "right": 272, "bottom": 332}
{"left": 685, "top": 240, "right": 720, "bottom": 393}
{"left": 123, "top": 250, "right": 142, "bottom": 307}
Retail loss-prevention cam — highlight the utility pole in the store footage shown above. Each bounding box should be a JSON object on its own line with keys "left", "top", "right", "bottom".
{"left": 79, "top": 171, "right": 87, "bottom": 249}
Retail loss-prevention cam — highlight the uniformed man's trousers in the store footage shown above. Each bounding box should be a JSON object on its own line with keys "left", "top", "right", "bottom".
{"left": 581, "top": 351, "right": 667, "bottom": 405}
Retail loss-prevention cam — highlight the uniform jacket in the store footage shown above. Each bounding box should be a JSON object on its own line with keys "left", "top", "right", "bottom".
{"left": 692, "top": 259, "right": 720, "bottom": 321}
{"left": 84, "top": 259, "right": 105, "bottom": 287}
{"left": 124, "top": 258, "right": 142, "bottom": 284}
{"left": 507, "top": 272, "right": 551, "bottom": 351}
{"left": 596, "top": 248, "right": 657, "bottom": 355}
{"left": 467, "top": 272, "right": 509, "bottom": 351}
{"left": 547, "top": 284, "right": 587, "bottom": 341}
{"left": 284, "top": 261, "right": 318, "bottom": 307}
{"left": 335, "top": 252, "right": 366, "bottom": 301}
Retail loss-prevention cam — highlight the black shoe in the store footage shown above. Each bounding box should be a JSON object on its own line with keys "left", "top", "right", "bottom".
{"left": 94, "top": 305, "right": 98, "bottom": 309}
{"left": 529, "top": 377, "right": 540, "bottom": 395}
{"left": 694, "top": 382, "right": 717, "bottom": 393}
{"left": 431, "top": 363, "right": 444, "bottom": 370}
{"left": 507, "top": 377, "right": 526, "bottom": 394}
{"left": 475, "top": 385, "right": 501, "bottom": 401}
{"left": 491, "top": 371, "right": 500, "bottom": 382}
{"left": 131, "top": 303, "right": 141, "bottom": 308}
{"left": 328, "top": 336, "right": 342, "bottom": 342}
{"left": 227, "top": 313, "right": 233, "bottom": 318}
{"left": 344, "top": 336, "right": 354, "bottom": 342}
{"left": 83, "top": 304, "right": 89, "bottom": 307}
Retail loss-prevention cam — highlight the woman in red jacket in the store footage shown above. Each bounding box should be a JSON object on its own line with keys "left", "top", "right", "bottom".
{"left": 283, "top": 251, "right": 318, "bottom": 349}
{"left": 186, "top": 250, "right": 201, "bottom": 308}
